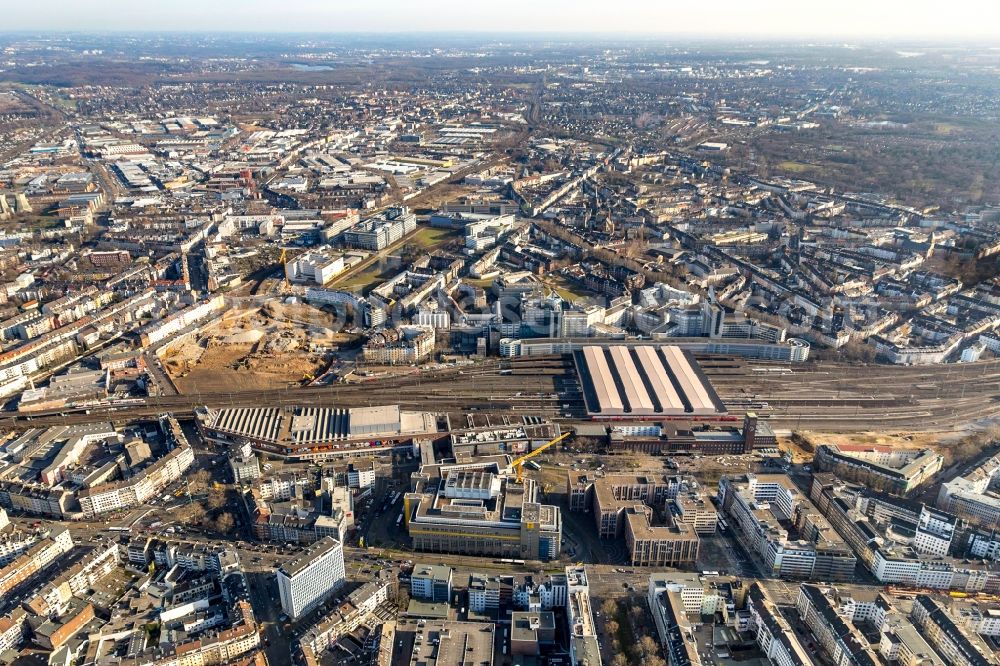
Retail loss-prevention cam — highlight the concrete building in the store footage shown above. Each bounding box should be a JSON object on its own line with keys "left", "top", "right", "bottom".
{"left": 815, "top": 444, "right": 943, "bottom": 496}
{"left": 745, "top": 583, "right": 815, "bottom": 666}
{"left": 911, "top": 595, "right": 994, "bottom": 666}
{"left": 718, "top": 474, "right": 856, "bottom": 581}
{"left": 0, "top": 528, "right": 74, "bottom": 597}
{"left": 648, "top": 576, "right": 703, "bottom": 666}
{"left": 937, "top": 452, "right": 1000, "bottom": 529}
{"left": 79, "top": 444, "right": 195, "bottom": 517}
{"left": 299, "top": 575, "right": 392, "bottom": 655}
{"left": 229, "top": 442, "right": 261, "bottom": 484}
{"left": 392, "top": 618, "right": 495, "bottom": 666}
{"left": 276, "top": 537, "right": 346, "bottom": 619}
{"left": 411, "top": 565, "right": 452, "bottom": 602}
{"left": 566, "top": 566, "right": 601, "bottom": 666}
{"left": 810, "top": 474, "right": 1000, "bottom": 592}
{"left": 795, "top": 584, "right": 880, "bottom": 666}
{"left": 405, "top": 461, "right": 562, "bottom": 561}
{"left": 285, "top": 250, "right": 346, "bottom": 285}
{"left": 576, "top": 473, "right": 708, "bottom": 566}
{"left": 341, "top": 206, "right": 416, "bottom": 251}
{"left": 510, "top": 611, "right": 556, "bottom": 656}
{"left": 362, "top": 326, "right": 435, "bottom": 366}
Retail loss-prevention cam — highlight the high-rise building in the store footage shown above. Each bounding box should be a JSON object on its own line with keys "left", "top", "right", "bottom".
{"left": 276, "top": 537, "right": 345, "bottom": 619}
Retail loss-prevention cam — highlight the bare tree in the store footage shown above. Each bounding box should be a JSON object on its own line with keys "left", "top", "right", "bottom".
{"left": 214, "top": 512, "right": 235, "bottom": 534}
{"left": 175, "top": 502, "right": 207, "bottom": 525}
{"left": 207, "top": 489, "right": 227, "bottom": 511}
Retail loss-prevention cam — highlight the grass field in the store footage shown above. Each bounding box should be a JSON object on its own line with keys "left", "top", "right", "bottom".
{"left": 329, "top": 225, "right": 461, "bottom": 294}
{"left": 777, "top": 160, "right": 813, "bottom": 173}
{"left": 545, "top": 274, "right": 598, "bottom": 302}
{"left": 409, "top": 225, "right": 462, "bottom": 250}
{"left": 332, "top": 262, "right": 397, "bottom": 294}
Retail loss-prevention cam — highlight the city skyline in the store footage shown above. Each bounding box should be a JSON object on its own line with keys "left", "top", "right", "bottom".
{"left": 4, "top": 0, "right": 1000, "bottom": 38}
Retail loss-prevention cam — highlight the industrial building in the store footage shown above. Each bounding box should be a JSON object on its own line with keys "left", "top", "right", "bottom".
{"left": 197, "top": 404, "right": 437, "bottom": 460}
{"left": 404, "top": 460, "right": 562, "bottom": 561}
{"left": 575, "top": 345, "right": 726, "bottom": 418}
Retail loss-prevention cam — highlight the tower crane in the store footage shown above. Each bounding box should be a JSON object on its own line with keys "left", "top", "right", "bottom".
{"left": 510, "top": 432, "right": 571, "bottom": 483}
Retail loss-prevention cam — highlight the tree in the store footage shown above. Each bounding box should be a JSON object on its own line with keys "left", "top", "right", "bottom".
{"left": 605, "top": 620, "right": 619, "bottom": 638}
{"left": 601, "top": 599, "right": 618, "bottom": 617}
{"left": 207, "top": 489, "right": 227, "bottom": 511}
{"left": 639, "top": 636, "right": 660, "bottom": 660}
{"left": 189, "top": 469, "right": 212, "bottom": 492}
{"left": 611, "top": 655, "right": 629, "bottom": 666}
{"left": 175, "top": 502, "right": 207, "bottom": 526}
{"left": 214, "top": 512, "right": 235, "bottom": 534}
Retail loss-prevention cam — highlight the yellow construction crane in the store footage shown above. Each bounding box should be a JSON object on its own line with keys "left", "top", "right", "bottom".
{"left": 511, "top": 432, "right": 571, "bottom": 483}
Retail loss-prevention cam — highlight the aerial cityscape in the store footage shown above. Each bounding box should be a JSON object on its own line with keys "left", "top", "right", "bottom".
{"left": 1, "top": 4, "right": 1000, "bottom": 666}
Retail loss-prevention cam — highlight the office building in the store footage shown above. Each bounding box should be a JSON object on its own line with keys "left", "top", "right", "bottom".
{"left": 566, "top": 567, "right": 602, "bottom": 666}
{"left": 745, "top": 583, "right": 814, "bottom": 666}
{"left": 276, "top": 537, "right": 346, "bottom": 619}
{"left": 815, "top": 444, "right": 943, "bottom": 496}
{"left": 718, "top": 474, "right": 856, "bottom": 581}
{"left": 937, "top": 452, "right": 1000, "bottom": 529}
{"left": 411, "top": 565, "right": 453, "bottom": 603}
{"left": 405, "top": 462, "right": 562, "bottom": 561}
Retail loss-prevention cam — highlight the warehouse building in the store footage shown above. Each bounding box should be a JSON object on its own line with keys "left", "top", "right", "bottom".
{"left": 575, "top": 345, "right": 726, "bottom": 418}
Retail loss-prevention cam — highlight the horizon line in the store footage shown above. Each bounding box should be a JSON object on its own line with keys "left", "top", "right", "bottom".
{"left": 2, "top": 29, "right": 1000, "bottom": 42}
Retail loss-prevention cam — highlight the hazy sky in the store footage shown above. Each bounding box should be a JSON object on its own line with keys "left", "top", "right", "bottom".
{"left": 6, "top": 0, "right": 1000, "bottom": 38}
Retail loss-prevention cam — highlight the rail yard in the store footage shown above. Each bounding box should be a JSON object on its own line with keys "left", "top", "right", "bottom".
{"left": 6, "top": 354, "right": 1000, "bottom": 433}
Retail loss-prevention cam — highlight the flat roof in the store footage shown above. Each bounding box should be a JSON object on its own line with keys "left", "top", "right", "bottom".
{"left": 277, "top": 536, "right": 341, "bottom": 578}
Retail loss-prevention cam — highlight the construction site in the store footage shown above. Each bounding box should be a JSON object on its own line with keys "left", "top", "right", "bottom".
{"left": 160, "top": 299, "right": 361, "bottom": 393}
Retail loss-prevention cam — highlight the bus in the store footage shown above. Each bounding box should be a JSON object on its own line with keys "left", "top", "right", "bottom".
{"left": 525, "top": 461, "right": 542, "bottom": 471}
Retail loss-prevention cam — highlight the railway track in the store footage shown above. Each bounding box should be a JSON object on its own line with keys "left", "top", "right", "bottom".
{"left": 6, "top": 354, "right": 1000, "bottom": 434}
